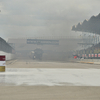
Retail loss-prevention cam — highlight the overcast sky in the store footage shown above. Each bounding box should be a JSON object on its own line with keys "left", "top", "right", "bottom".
{"left": 0, "top": 0, "right": 100, "bottom": 40}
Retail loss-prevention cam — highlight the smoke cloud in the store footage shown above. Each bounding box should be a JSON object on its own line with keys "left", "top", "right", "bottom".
{"left": 0, "top": 0, "right": 100, "bottom": 39}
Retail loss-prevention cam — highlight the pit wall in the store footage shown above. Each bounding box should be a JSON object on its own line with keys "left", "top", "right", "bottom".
{"left": 0, "top": 51, "right": 15, "bottom": 60}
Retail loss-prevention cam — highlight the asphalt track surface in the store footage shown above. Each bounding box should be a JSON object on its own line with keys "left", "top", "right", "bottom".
{"left": 0, "top": 59, "right": 100, "bottom": 100}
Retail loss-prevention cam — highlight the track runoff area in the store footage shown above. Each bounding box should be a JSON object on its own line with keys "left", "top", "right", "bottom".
{"left": 0, "top": 59, "right": 100, "bottom": 86}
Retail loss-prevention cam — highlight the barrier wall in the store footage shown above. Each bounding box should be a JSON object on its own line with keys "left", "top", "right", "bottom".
{"left": 0, "top": 51, "right": 15, "bottom": 60}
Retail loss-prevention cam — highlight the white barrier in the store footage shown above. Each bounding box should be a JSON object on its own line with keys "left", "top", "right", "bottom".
{"left": 0, "top": 51, "right": 15, "bottom": 60}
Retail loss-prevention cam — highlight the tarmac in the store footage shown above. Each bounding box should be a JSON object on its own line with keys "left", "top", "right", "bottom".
{"left": 0, "top": 59, "right": 100, "bottom": 100}
{"left": 1, "top": 68, "right": 100, "bottom": 86}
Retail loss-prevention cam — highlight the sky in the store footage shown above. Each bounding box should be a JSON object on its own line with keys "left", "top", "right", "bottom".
{"left": 0, "top": 0, "right": 100, "bottom": 40}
